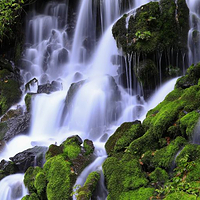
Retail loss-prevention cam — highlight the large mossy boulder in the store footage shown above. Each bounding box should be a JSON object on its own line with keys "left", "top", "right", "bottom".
{"left": 23, "top": 135, "right": 95, "bottom": 200}
{"left": 112, "top": 0, "right": 189, "bottom": 97}
{"left": 103, "top": 62, "right": 200, "bottom": 199}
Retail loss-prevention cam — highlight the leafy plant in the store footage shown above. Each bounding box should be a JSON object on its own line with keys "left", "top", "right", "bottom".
{"left": 155, "top": 155, "right": 200, "bottom": 198}
{"left": 0, "top": 0, "right": 25, "bottom": 42}
{"left": 135, "top": 31, "right": 152, "bottom": 41}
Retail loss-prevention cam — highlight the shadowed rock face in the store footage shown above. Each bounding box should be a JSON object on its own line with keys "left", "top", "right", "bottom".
{"left": 9, "top": 146, "right": 48, "bottom": 172}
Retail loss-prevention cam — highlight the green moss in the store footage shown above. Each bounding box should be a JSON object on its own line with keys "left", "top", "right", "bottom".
{"left": 127, "top": 129, "right": 158, "bottom": 157}
{"left": 149, "top": 167, "right": 169, "bottom": 183}
{"left": 21, "top": 193, "right": 40, "bottom": 200}
{"left": 105, "top": 121, "right": 144, "bottom": 156}
{"left": 83, "top": 139, "right": 94, "bottom": 156}
{"left": 34, "top": 172, "right": 47, "bottom": 200}
{"left": 24, "top": 166, "right": 43, "bottom": 194}
{"left": 61, "top": 136, "right": 82, "bottom": 159}
{"left": 118, "top": 187, "right": 155, "bottom": 200}
{"left": 25, "top": 94, "right": 32, "bottom": 112}
{"left": 176, "top": 144, "right": 200, "bottom": 165}
{"left": 164, "top": 191, "right": 197, "bottom": 200}
{"left": 77, "top": 171, "right": 100, "bottom": 200}
{"left": 0, "top": 78, "right": 21, "bottom": 116}
{"left": 152, "top": 137, "right": 186, "bottom": 169}
{"left": 176, "top": 63, "right": 200, "bottom": 89}
{"left": 103, "top": 153, "right": 148, "bottom": 200}
{"left": 43, "top": 155, "right": 72, "bottom": 200}
{"left": 180, "top": 111, "right": 200, "bottom": 138}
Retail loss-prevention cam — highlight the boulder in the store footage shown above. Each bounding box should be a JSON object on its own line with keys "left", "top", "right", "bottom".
{"left": 9, "top": 146, "right": 48, "bottom": 172}
{"left": 37, "top": 80, "right": 62, "bottom": 94}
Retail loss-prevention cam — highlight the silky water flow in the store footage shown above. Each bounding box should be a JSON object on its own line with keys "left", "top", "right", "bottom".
{"left": 0, "top": 0, "right": 198, "bottom": 199}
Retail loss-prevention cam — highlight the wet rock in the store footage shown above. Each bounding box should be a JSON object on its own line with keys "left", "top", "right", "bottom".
{"left": 100, "top": 134, "right": 109, "bottom": 142}
{"left": 37, "top": 80, "right": 62, "bottom": 94}
{"left": 58, "top": 48, "right": 69, "bottom": 64}
{"left": 9, "top": 146, "right": 48, "bottom": 172}
{"left": 3, "top": 112, "right": 31, "bottom": 142}
{"left": 0, "top": 160, "right": 18, "bottom": 180}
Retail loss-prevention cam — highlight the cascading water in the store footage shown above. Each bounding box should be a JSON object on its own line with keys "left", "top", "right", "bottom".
{"left": 0, "top": 0, "right": 196, "bottom": 199}
{"left": 187, "top": 0, "right": 200, "bottom": 65}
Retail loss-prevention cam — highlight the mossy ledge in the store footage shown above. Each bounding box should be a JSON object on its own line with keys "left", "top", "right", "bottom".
{"left": 22, "top": 135, "right": 95, "bottom": 200}
{"left": 103, "top": 62, "right": 200, "bottom": 199}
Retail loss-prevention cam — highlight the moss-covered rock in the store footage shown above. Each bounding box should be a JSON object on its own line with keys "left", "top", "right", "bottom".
{"left": 152, "top": 137, "right": 186, "bottom": 170}
{"left": 0, "top": 59, "right": 22, "bottom": 116}
{"left": 112, "top": 0, "right": 189, "bottom": 96}
{"left": 103, "top": 153, "right": 149, "bottom": 200}
{"left": 25, "top": 93, "right": 33, "bottom": 112}
{"left": 76, "top": 171, "right": 100, "bottom": 200}
{"left": 105, "top": 121, "right": 144, "bottom": 156}
{"left": 23, "top": 135, "right": 95, "bottom": 200}
{"left": 44, "top": 155, "right": 72, "bottom": 200}
{"left": 103, "top": 62, "right": 200, "bottom": 199}
{"left": 164, "top": 191, "right": 197, "bottom": 200}
{"left": 83, "top": 139, "right": 94, "bottom": 156}
{"left": 149, "top": 167, "right": 169, "bottom": 184}
{"left": 119, "top": 187, "right": 155, "bottom": 200}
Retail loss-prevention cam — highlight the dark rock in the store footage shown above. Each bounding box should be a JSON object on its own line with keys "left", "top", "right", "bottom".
{"left": 100, "top": 134, "right": 109, "bottom": 142}
{"left": 9, "top": 146, "right": 48, "bottom": 172}
{"left": 0, "top": 159, "right": 18, "bottom": 180}
{"left": 3, "top": 112, "right": 31, "bottom": 142}
{"left": 58, "top": 48, "right": 69, "bottom": 64}
{"left": 37, "top": 80, "right": 62, "bottom": 94}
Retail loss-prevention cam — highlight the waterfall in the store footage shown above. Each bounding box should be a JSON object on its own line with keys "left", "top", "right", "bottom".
{"left": 186, "top": 0, "right": 200, "bottom": 65}
{"left": 0, "top": 0, "right": 194, "bottom": 199}
{"left": 0, "top": 174, "right": 28, "bottom": 200}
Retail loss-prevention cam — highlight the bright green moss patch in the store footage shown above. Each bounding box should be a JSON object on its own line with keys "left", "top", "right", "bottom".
{"left": 62, "top": 136, "right": 82, "bottom": 159}
{"left": 180, "top": 111, "right": 200, "bottom": 138}
{"left": 24, "top": 166, "right": 43, "bottom": 194}
{"left": 118, "top": 187, "right": 155, "bottom": 200}
{"left": 164, "top": 191, "right": 197, "bottom": 200}
{"left": 152, "top": 137, "right": 186, "bottom": 169}
{"left": 34, "top": 172, "right": 47, "bottom": 199}
{"left": 103, "top": 153, "right": 149, "bottom": 200}
{"left": 149, "top": 167, "right": 169, "bottom": 183}
{"left": 44, "top": 156, "right": 72, "bottom": 200}
{"left": 105, "top": 121, "right": 144, "bottom": 156}
{"left": 25, "top": 94, "right": 32, "bottom": 112}
{"left": 77, "top": 171, "right": 100, "bottom": 200}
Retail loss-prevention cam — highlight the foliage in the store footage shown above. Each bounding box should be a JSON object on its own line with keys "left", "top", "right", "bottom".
{"left": 0, "top": 0, "right": 24, "bottom": 42}
{"left": 155, "top": 156, "right": 200, "bottom": 198}
{"left": 135, "top": 31, "right": 151, "bottom": 41}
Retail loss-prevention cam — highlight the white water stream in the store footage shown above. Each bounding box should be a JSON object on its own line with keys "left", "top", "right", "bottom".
{"left": 0, "top": 0, "right": 199, "bottom": 199}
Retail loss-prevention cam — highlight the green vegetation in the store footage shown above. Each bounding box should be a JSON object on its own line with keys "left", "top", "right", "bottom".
{"left": 76, "top": 171, "right": 100, "bottom": 200}
{"left": 0, "top": 0, "right": 24, "bottom": 42}
{"left": 23, "top": 136, "right": 95, "bottom": 199}
{"left": 103, "top": 62, "right": 200, "bottom": 199}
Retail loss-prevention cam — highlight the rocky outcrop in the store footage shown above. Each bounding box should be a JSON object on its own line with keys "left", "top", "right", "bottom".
{"left": 37, "top": 81, "right": 62, "bottom": 94}
{"left": 112, "top": 0, "right": 189, "bottom": 98}
{"left": 9, "top": 146, "right": 48, "bottom": 172}
{"left": 23, "top": 135, "right": 95, "bottom": 200}
{"left": 103, "top": 62, "right": 200, "bottom": 199}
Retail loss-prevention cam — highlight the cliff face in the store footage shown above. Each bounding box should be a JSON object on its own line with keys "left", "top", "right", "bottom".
{"left": 112, "top": 0, "right": 189, "bottom": 98}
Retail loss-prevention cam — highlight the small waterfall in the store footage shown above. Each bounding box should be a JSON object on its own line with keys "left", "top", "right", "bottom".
{"left": 0, "top": 174, "right": 28, "bottom": 200}
{"left": 186, "top": 0, "right": 200, "bottom": 65}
